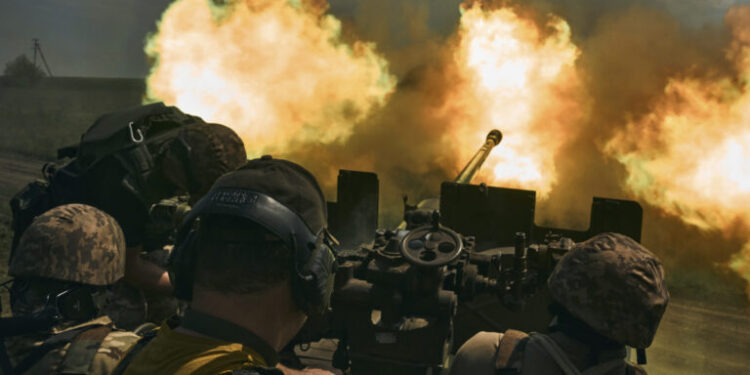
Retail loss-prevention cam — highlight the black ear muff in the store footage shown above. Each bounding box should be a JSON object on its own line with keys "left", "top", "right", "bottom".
{"left": 55, "top": 286, "right": 98, "bottom": 322}
{"left": 293, "top": 239, "right": 337, "bottom": 315}
{"left": 169, "top": 229, "right": 200, "bottom": 301}
{"left": 169, "top": 187, "right": 338, "bottom": 313}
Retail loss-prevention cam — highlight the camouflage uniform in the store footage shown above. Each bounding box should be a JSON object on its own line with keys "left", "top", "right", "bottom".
{"left": 5, "top": 204, "right": 141, "bottom": 375}
{"left": 451, "top": 233, "right": 670, "bottom": 375}
{"left": 103, "top": 247, "right": 186, "bottom": 331}
{"left": 5, "top": 316, "right": 140, "bottom": 375}
{"left": 102, "top": 120, "right": 245, "bottom": 330}
{"left": 107, "top": 196, "right": 190, "bottom": 330}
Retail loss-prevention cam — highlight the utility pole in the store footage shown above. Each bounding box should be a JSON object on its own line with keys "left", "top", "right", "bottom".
{"left": 32, "top": 38, "right": 53, "bottom": 77}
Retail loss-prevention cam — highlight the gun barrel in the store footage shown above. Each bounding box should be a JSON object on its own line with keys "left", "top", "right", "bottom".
{"left": 454, "top": 129, "right": 503, "bottom": 184}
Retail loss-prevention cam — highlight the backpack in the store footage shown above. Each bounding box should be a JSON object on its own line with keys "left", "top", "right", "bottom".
{"left": 9, "top": 102, "right": 205, "bottom": 259}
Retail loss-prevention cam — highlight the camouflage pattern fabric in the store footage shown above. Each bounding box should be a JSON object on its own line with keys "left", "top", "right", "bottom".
{"left": 9, "top": 204, "right": 126, "bottom": 286}
{"left": 163, "top": 122, "right": 247, "bottom": 202}
{"left": 99, "top": 280, "right": 148, "bottom": 331}
{"left": 141, "top": 247, "right": 185, "bottom": 323}
{"left": 547, "top": 232, "right": 669, "bottom": 349}
{"left": 103, "top": 247, "right": 185, "bottom": 330}
{"left": 5, "top": 316, "right": 140, "bottom": 375}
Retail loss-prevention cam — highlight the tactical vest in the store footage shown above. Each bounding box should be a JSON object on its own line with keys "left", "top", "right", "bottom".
{"left": 2, "top": 316, "right": 138, "bottom": 375}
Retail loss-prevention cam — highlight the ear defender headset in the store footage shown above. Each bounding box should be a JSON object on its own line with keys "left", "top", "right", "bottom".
{"left": 169, "top": 187, "right": 337, "bottom": 315}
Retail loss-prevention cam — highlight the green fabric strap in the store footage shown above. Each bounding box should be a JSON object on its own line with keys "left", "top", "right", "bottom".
{"left": 532, "top": 334, "right": 629, "bottom": 375}
{"left": 531, "top": 334, "right": 582, "bottom": 375}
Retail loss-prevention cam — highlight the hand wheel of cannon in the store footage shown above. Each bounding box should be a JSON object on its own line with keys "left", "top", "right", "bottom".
{"left": 400, "top": 224, "right": 463, "bottom": 267}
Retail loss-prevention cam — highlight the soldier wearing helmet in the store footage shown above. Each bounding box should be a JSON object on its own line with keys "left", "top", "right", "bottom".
{"left": 10, "top": 103, "right": 248, "bottom": 299}
{"left": 1, "top": 204, "right": 141, "bottom": 375}
{"left": 118, "top": 157, "right": 338, "bottom": 375}
{"left": 450, "top": 232, "right": 670, "bottom": 375}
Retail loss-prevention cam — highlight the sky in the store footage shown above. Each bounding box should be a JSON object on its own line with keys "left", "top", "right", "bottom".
{"left": 0, "top": 0, "right": 172, "bottom": 78}
{"left": 1, "top": 0, "right": 748, "bottom": 78}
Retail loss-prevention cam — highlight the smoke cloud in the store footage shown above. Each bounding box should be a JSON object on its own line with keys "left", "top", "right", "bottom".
{"left": 145, "top": 0, "right": 750, "bottom": 296}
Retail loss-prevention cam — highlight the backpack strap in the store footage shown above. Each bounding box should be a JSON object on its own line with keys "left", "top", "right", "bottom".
{"left": 530, "top": 333, "right": 582, "bottom": 375}
{"left": 530, "top": 334, "right": 636, "bottom": 375}
{"left": 496, "top": 329, "right": 529, "bottom": 369}
{"left": 58, "top": 325, "right": 112, "bottom": 374}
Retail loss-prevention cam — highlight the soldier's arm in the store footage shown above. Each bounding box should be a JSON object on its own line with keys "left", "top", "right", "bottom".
{"left": 124, "top": 245, "right": 174, "bottom": 295}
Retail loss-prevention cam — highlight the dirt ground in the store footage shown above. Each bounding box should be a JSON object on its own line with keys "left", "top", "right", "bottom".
{"left": 1, "top": 152, "right": 748, "bottom": 374}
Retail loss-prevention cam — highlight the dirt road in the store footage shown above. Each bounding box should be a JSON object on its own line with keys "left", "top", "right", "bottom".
{"left": 1, "top": 153, "right": 748, "bottom": 373}
{"left": 648, "top": 300, "right": 750, "bottom": 374}
{"left": 0, "top": 152, "right": 47, "bottom": 212}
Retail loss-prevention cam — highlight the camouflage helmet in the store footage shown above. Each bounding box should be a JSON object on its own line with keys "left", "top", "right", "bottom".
{"left": 162, "top": 122, "right": 247, "bottom": 203}
{"left": 9, "top": 204, "right": 126, "bottom": 286}
{"left": 547, "top": 232, "right": 669, "bottom": 348}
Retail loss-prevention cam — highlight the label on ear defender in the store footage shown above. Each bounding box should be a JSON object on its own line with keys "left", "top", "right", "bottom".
{"left": 209, "top": 190, "right": 258, "bottom": 206}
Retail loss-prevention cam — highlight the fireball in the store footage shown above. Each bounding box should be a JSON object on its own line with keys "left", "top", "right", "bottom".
{"left": 447, "top": 4, "right": 584, "bottom": 197}
{"left": 605, "top": 6, "right": 750, "bottom": 292}
{"left": 145, "top": 0, "right": 395, "bottom": 155}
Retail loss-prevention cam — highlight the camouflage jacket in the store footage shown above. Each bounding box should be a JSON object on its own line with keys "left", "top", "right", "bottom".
{"left": 5, "top": 316, "right": 140, "bottom": 375}
{"left": 102, "top": 247, "right": 185, "bottom": 331}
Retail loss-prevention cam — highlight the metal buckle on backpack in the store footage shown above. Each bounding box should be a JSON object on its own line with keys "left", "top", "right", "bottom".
{"left": 128, "top": 122, "right": 145, "bottom": 144}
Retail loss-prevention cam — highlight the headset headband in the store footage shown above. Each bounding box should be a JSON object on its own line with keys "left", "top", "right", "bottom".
{"left": 177, "top": 187, "right": 319, "bottom": 255}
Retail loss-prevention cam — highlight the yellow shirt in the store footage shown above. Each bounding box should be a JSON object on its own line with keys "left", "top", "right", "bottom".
{"left": 122, "top": 320, "right": 269, "bottom": 375}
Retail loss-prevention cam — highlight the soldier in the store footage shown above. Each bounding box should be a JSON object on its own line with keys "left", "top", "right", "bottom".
{"left": 450, "top": 233, "right": 670, "bottom": 375}
{"left": 98, "top": 118, "right": 248, "bottom": 296}
{"left": 10, "top": 103, "right": 248, "bottom": 297}
{"left": 1, "top": 204, "right": 140, "bottom": 375}
{"left": 118, "top": 157, "right": 337, "bottom": 375}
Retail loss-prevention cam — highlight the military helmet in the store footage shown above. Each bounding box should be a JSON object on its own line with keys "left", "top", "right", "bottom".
{"left": 547, "top": 232, "right": 669, "bottom": 348}
{"left": 162, "top": 122, "right": 247, "bottom": 202}
{"left": 9, "top": 204, "right": 126, "bottom": 286}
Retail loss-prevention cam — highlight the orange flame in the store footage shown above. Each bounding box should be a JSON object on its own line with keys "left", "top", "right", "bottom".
{"left": 605, "top": 6, "right": 750, "bottom": 291}
{"left": 143, "top": 0, "right": 750, "bottom": 295}
{"left": 447, "top": 4, "right": 584, "bottom": 197}
{"left": 144, "top": 0, "right": 395, "bottom": 155}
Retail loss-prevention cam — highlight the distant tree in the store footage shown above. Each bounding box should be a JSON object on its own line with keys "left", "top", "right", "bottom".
{"left": 3, "top": 54, "right": 46, "bottom": 86}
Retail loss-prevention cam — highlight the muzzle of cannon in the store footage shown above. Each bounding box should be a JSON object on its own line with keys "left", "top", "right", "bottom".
{"left": 454, "top": 129, "right": 503, "bottom": 184}
{"left": 400, "top": 129, "right": 503, "bottom": 229}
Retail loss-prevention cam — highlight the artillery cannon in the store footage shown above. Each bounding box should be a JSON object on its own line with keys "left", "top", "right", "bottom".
{"left": 455, "top": 129, "right": 502, "bottom": 184}
{"left": 305, "top": 130, "right": 643, "bottom": 374}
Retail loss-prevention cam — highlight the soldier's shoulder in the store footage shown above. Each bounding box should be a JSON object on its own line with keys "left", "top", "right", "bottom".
{"left": 101, "top": 329, "right": 142, "bottom": 352}
{"left": 87, "top": 329, "right": 142, "bottom": 375}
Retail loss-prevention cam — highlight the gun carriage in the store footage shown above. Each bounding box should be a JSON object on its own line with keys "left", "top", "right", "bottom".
{"left": 298, "top": 130, "right": 643, "bottom": 374}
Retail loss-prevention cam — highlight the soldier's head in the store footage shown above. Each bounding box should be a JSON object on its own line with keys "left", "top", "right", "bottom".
{"left": 9, "top": 204, "right": 127, "bottom": 323}
{"left": 169, "top": 156, "right": 335, "bottom": 317}
{"left": 159, "top": 122, "right": 247, "bottom": 203}
{"left": 547, "top": 232, "right": 670, "bottom": 349}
